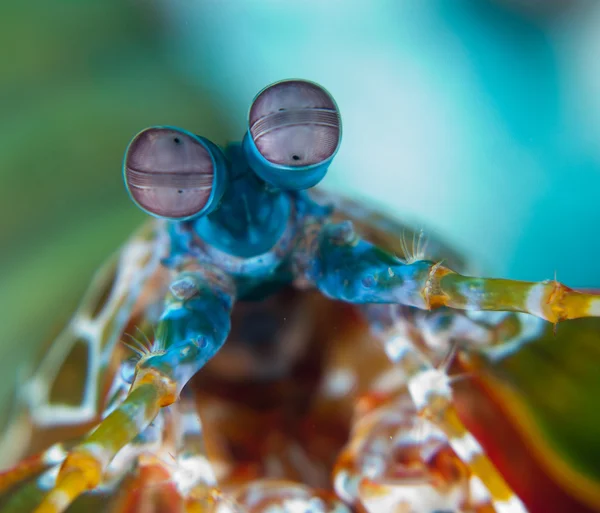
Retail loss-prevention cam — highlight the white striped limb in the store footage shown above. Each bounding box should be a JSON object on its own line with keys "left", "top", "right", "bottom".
{"left": 365, "top": 304, "right": 528, "bottom": 513}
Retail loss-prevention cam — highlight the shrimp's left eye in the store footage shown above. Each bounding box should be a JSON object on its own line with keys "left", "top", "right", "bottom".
{"left": 124, "top": 126, "right": 227, "bottom": 221}
{"left": 243, "top": 79, "right": 342, "bottom": 190}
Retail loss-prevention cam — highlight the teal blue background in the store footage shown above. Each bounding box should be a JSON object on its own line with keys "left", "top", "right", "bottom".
{"left": 0, "top": 0, "right": 599, "bottom": 405}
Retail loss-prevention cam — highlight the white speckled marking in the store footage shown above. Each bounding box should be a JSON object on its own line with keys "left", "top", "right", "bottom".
{"left": 38, "top": 465, "right": 60, "bottom": 490}
{"left": 49, "top": 489, "right": 71, "bottom": 511}
{"left": 43, "top": 444, "right": 67, "bottom": 465}
{"left": 494, "top": 495, "right": 529, "bottom": 513}
{"left": 525, "top": 282, "right": 547, "bottom": 319}
{"left": 383, "top": 334, "right": 412, "bottom": 362}
{"left": 334, "top": 469, "right": 359, "bottom": 503}
{"left": 79, "top": 442, "right": 111, "bottom": 468}
{"left": 407, "top": 368, "right": 452, "bottom": 411}
{"left": 588, "top": 298, "right": 600, "bottom": 316}
{"left": 322, "top": 368, "right": 356, "bottom": 398}
{"left": 174, "top": 455, "right": 216, "bottom": 494}
{"left": 360, "top": 481, "right": 464, "bottom": 513}
{"left": 450, "top": 432, "right": 484, "bottom": 463}
{"left": 469, "top": 475, "right": 491, "bottom": 505}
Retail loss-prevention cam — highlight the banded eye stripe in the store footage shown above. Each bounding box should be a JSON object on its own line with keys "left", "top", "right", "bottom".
{"left": 250, "top": 108, "right": 340, "bottom": 141}
{"left": 125, "top": 168, "right": 214, "bottom": 189}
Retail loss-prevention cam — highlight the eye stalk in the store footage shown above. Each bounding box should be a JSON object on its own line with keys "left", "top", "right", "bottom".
{"left": 123, "top": 126, "right": 228, "bottom": 221}
{"left": 243, "top": 79, "right": 342, "bottom": 190}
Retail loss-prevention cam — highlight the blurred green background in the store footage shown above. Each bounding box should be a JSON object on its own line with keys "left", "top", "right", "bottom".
{"left": 1, "top": 0, "right": 599, "bottom": 410}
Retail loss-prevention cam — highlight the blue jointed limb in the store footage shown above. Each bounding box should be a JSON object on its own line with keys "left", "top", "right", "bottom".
{"left": 33, "top": 265, "right": 235, "bottom": 513}
{"left": 296, "top": 220, "right": 600, "bottom": 323}
{"left": 297, "top": 220, "right": 422, "bottom": 305}
{"left": 137, "top": 265, "right": 236, "bottom": 396}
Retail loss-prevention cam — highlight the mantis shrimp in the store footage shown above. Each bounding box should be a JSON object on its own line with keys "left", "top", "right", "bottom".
{"left": 0, "top": 79, "right": 599, "bottom": 513}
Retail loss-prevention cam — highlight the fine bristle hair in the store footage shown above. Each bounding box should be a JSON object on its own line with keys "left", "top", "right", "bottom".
{"left": 399, "top": 228, "right": 429, "bottom": 264}
{"left": 121, "top": 325, "right": 168, "bottom": 358}
{"left": 122, "top": 332, "right": 150, "bottom": 360}
{"left": 135, "top": 326, "right": 153, "bottom": 352}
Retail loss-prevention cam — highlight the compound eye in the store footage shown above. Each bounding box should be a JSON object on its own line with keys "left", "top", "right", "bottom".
{"left": 248, "top": 80, "right": 341, "bottom": 167}
{"left": 124, "top": 127, "right": 218, "bottom": 220}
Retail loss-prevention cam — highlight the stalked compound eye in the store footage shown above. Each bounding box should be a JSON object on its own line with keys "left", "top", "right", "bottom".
{"left": 124, "top": 127, "right": 227, "bottom": 220}
{"left": 243, "top": 80, "right": 341, "bottom": 190}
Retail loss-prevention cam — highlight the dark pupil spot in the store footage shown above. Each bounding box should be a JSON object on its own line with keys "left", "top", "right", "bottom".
{"left": 178, "top": 190, "right": 183, "bottom": 194}
{"left": 173, "top": 137, "right": 181, "bottom": 144}
{"left": 292, "top": 155, "right": 300, "bottom": 161}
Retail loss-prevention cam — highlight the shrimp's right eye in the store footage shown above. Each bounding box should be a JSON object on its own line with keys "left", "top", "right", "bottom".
{"left": 243, "top": 79, "right": 341, "bottom": 190}
{"left": 124, "top": 127, "right": 227, "bottom": 221}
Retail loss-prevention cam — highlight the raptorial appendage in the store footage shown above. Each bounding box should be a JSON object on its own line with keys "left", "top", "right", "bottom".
{"left": 0, "top": 220, "right": 168, "bottom": 494}
{"left": 299, "top": 220, "right": 600, "bottom": 324}
{"left": 25, "top": 264, "right": 236, "bottom": 513}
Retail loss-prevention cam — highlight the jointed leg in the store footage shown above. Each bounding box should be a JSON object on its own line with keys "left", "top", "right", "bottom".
{"left": 295, "top": 221, "right": 600, "bottom": 323}
{"left": 0, "top": 220, "right": 168, "bottom": 483}
{"left": 173, "top": 396, "right": 242, "bottom": 512}
{"left": 100, "top": 395, "right": 212, "bottom": 513}
{"left": 32, "top": 263, "right": 236, "bottom": 513}
{"left": 358, "top": 304, "right": 527, "bottom": 513}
